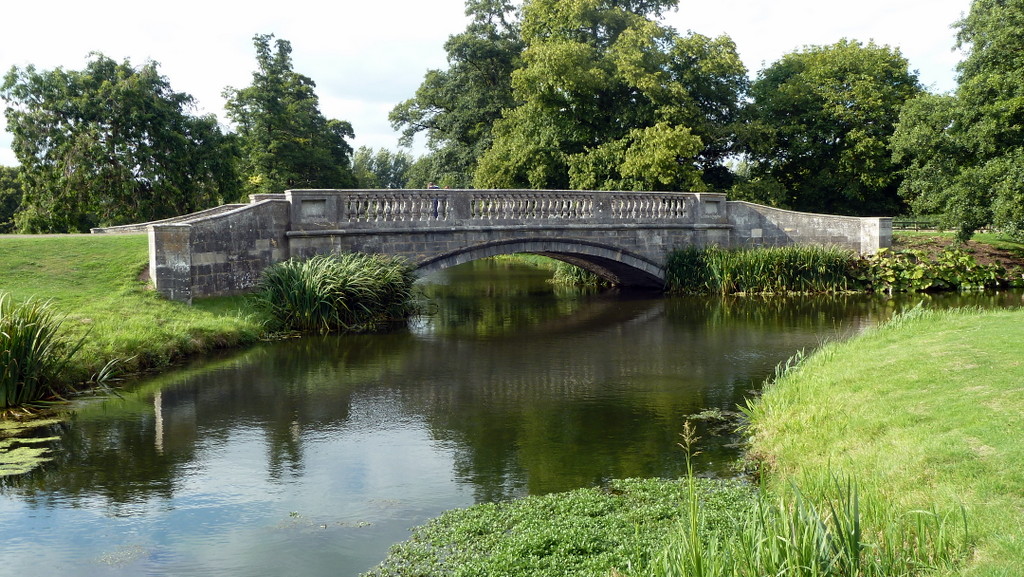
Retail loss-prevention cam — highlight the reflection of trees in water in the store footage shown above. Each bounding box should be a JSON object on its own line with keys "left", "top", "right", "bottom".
{"left": 0, "top": 335, "right": 416, "bottom": 506}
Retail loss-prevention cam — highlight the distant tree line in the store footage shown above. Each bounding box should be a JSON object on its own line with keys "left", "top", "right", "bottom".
{"left": 2, "top": 0, "right": 1023, "bottom": 240}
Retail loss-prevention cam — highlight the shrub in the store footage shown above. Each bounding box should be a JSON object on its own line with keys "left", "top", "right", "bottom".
{"left": 852, "top": 247, "right": 1004, "bottom": 293}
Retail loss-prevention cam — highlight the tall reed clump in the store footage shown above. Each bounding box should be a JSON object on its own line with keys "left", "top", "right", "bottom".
{"left": 0, "top": 292, "right": 84, "bottom": 409}
{"left": 252, "top": 253, "right": 417, "bottom": 334}
{"left": 666, "top": 246, "right": 856, "bottom": 295}
{"left": 648, "top": 425, "right": 968, "bottom": 577}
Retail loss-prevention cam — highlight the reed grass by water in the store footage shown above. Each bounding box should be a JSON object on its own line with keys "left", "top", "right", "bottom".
{"left": 645, "top": 420, "right": 966, "bottom": 577}
{"left": 666, "top": 246, "right": 855, "bottom": 295}
{"left": 252, "top": 253, "right": 417, "bottom": 333}
{"left": 0, "top": 293, "right": 82, "bottom": 409}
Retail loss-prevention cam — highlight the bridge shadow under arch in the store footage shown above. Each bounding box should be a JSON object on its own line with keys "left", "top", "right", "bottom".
{"left": 415, "top": 238, "right": 666, "bottom": 289}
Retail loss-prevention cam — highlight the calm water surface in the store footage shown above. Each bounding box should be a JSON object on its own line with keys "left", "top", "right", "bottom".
{"left": 2, "top": 260, "right": 1020, "bottom": 577}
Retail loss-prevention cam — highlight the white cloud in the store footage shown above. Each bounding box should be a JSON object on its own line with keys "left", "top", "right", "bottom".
{"left": 0, "top": 0, "right": 972, "bottom": 166}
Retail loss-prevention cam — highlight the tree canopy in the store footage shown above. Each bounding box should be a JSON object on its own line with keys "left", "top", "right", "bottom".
{"left": 736, "top": 39, "right": 921, "bottom": 216}
{"left": 1, "top": 54, "right": 238, "bottom": 232}
{"left": 0, "top": 165, "right": 21, "bottom": 233}
{"left": 224, "top": 34, "right": 357, "bottom": 196}
{"left": 353, "top": 146, "right": 414, "bottom": 189}
{"left": 893, "top": 0, "right": 1024, "bottom": 240}
{"left": 474, "top": 0, "right": 747, "bottom": 191}
{"left": 390, "top": 0, "right": 524, "bottom": 188}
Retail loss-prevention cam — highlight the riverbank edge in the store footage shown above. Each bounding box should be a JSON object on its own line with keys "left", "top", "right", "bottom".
{"left": 744, "top": 305, "right": 1024, "bottom": 577}
{"left": 363, "top": 305, "right": 1023, "bottom": 576}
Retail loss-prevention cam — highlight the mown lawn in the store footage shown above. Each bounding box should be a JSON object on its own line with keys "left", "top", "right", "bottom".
{"left": 745, "top": 306, "right": 1024, "bottom": 576}
{"left": 0, "top": 234, "right": 266, "bottom": 385}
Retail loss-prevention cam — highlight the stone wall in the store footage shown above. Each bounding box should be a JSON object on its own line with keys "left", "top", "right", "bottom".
{"left": 727, "top": 201, "right": 891, "bottom": 254}
{"left": 148, "top": 199, "right": 290, "bottom": 304}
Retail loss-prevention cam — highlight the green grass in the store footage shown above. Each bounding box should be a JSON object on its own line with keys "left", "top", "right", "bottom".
{"left": 0, "top": 234, "right": 265, "bottom": 390}
{"left": 744, "top": 306, "right": 1024, "bottom": 576}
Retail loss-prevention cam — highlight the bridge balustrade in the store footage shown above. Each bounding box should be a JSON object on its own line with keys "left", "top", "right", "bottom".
{"left": 289, "top": 189, "right": 704, "bottom": 230}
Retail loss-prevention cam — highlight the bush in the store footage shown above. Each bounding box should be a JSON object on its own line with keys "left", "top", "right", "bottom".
{"left": 852, "top": 247, "right": 1005, "bottom": 293}
{"left": 0, "top": 293, "right": 83, "bottom": 408}
{"left": 251, "top": 253, "right": 417, "bottom": 334}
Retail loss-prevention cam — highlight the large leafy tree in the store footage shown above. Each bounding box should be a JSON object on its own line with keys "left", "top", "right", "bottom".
{"left": 737, "top": 39, "right": 921, "bottom": 216}
{"left": 1, "top": 54, "right": 238, "bottom": 233}
{"left": 225, "top": 34, "right": 357, "bottom": 196}
{"left": 473, "top": 0, "right": 747, "bottom": 191}
{"left": 893, "top": 0, "right": 1024, "bottom": 240}
{"left": 352, "top": 147, "right": 414, "bottom": 189}
{"left": 391, "top": 0, "right": 524, "bottom": 188}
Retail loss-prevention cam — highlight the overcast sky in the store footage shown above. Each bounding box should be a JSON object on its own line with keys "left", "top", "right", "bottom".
{"left": 1, "top": 0, "right": 972, "bottom": 167}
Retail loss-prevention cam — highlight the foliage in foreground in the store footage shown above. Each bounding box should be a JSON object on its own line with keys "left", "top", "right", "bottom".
{"left": 0, "top": 293, "right": 84, "bottom": 409}
{"left": 252, "top": 253, "right": 417, "bottom": 334}
{"left": 363, "top": 477, "right": 755, "bottom": 577}
{"left": 648, "top": 477, "right": 967, "bottom": 577}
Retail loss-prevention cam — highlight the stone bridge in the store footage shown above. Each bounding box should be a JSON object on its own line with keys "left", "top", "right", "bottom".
{"left": 97, "top": 189, "right": 891, "bottom": 303}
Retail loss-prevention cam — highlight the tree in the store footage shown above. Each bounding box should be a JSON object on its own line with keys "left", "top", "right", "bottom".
{"left": 737, "top": 39, "right": 922, "bottom": 216}
{"left": 473, "top": 0, "right": 747, "bottom": 191}
{"left": 1, "top": 54, "right": 238, "bottom": 232}
{"left": 893, "top": 0, "right": 1024, "bottom": 240}
{"left": 352, "top": 147, "right": 414, "bottom": 189}
{"left": 225, "top": 34, "right": 357, "bottom": 196}
{"left": 0, "top": 165, "right": 21, "bottom": 233}
{"left": 390, "top": 0, "right": 524, "bottom": 188}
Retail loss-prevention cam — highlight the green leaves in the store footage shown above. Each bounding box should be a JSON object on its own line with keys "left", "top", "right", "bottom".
{"left": 224, "top": 34, "right": 357, "bottom": 196}
{"left": 0, "top": 293, "right": 83, "bottom": 408}
{"left": 2, "top": 55, "right": 238, "bottom": 232}
{"left": 852, "top": 247, "right": 1006, "bottom": 293}
{"left": 739, "top": 40, "right": 921, "bottom": 216}
{"left": 892, "top": 0, "right": 1024, "bottom": 241}
{"left": 474, "top": 0, "right": 745, "bottom": 191}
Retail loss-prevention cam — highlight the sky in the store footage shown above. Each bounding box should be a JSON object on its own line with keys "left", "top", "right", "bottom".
{"left": 0, "top": 0, "right": 973, "bottom": 167}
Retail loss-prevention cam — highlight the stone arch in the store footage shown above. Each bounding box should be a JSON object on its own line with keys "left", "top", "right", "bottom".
{"left": 415, "top": 238, "right": 666, "bottom": 288}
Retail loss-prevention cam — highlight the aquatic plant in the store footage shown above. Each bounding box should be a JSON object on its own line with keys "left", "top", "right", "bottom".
{"left": 0, "top": 293, "right": 83, "bottom": 409}
{"left": 852, "top": 247, "right": 1005, "bottom": 293}
{"left": 666, "top": 245, "right": 855, "bottom": 295}
{"left": 252, "top": 253, "right": 418, "bottom": 334}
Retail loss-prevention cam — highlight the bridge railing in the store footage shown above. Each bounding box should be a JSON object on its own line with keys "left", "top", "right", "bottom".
{"left": 287, "top": 189, "right": 719, "bottom": 229}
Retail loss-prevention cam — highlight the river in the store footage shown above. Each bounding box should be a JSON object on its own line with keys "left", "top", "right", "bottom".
{"left": 1, "top": 258, "right": 1020, "bottom": 577}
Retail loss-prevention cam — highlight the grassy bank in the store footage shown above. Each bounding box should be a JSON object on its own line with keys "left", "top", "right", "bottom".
{"left": 0, "top": 234, "right": 265, "bottom": 391}
{"left": 744, "top": 306, "right": 1024, "bottom": 576}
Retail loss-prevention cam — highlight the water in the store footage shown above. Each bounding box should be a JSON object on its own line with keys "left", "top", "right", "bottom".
{"left": 1, "top": 259, "right": 1020, "bottom": 576}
